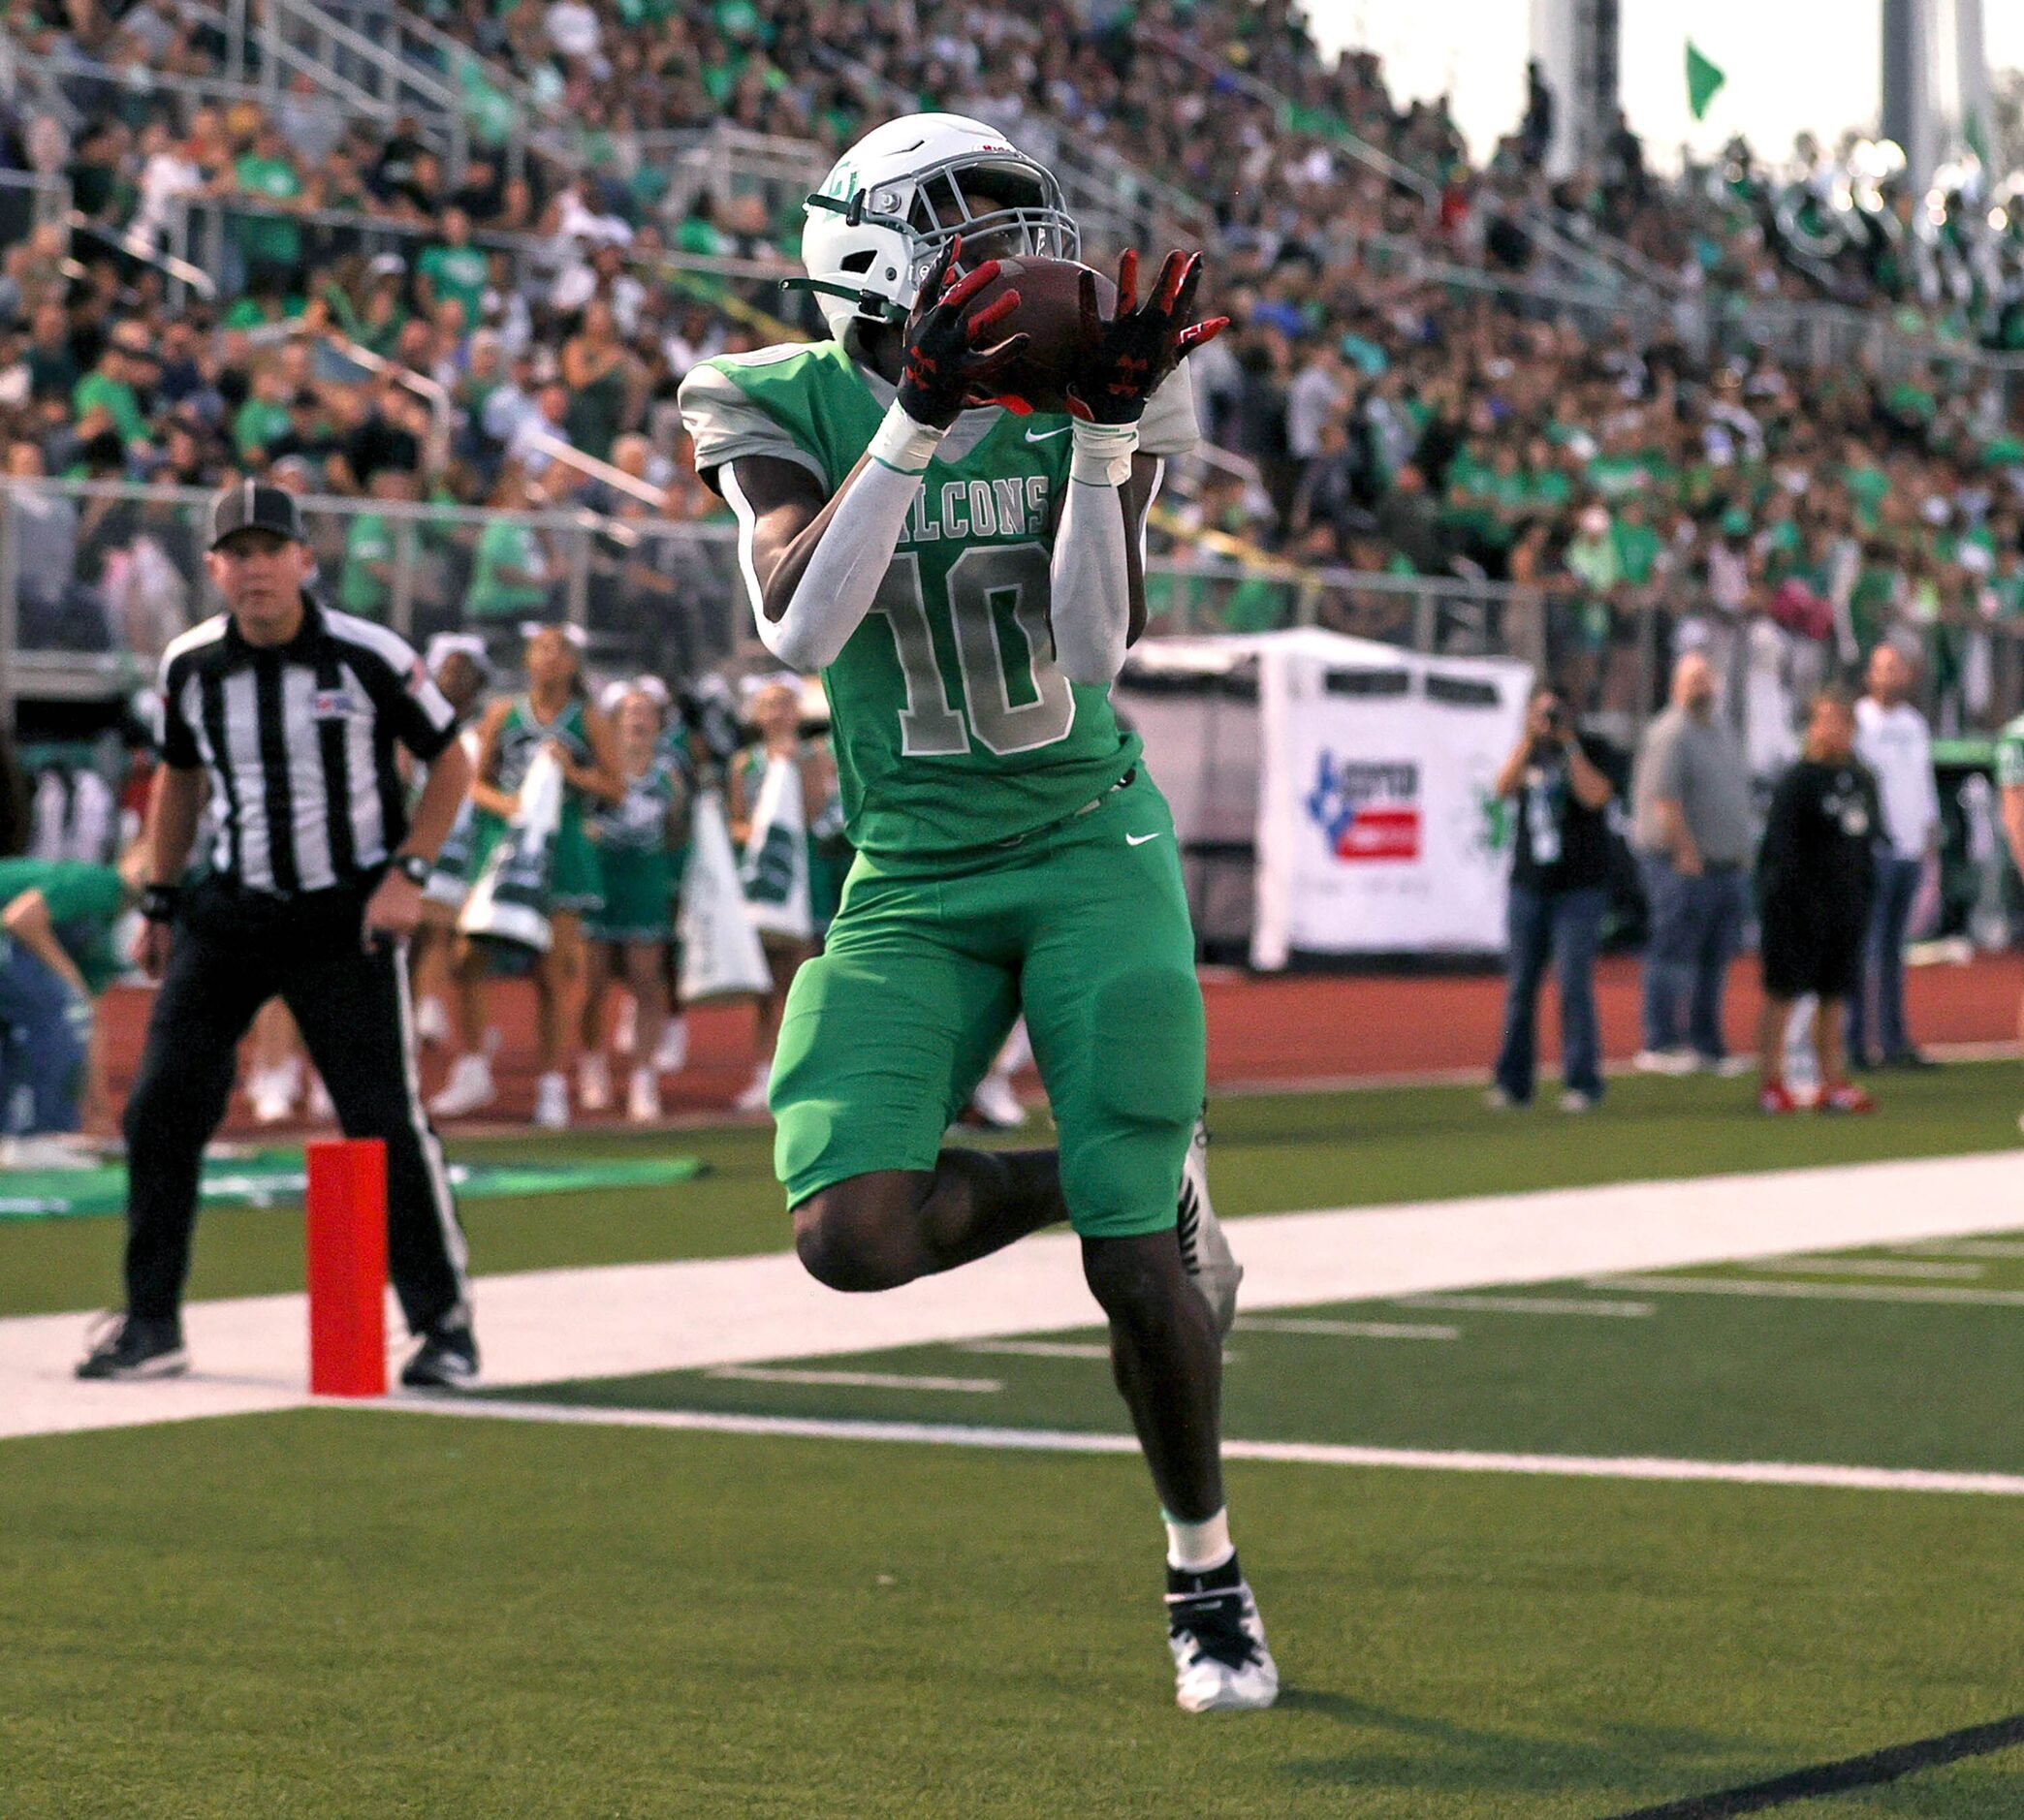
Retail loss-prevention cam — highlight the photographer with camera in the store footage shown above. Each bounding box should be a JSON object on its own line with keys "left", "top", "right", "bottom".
{"left": 1489, "top": 684, "right": 1617, "bottom": 1113}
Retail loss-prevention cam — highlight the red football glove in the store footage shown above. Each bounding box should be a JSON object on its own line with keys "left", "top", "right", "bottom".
{"left": 897, "top": 236, "right": 1030, "bottom": 430}
{"left": 1067, "top": 248, "right": 1229, "bottom": 425}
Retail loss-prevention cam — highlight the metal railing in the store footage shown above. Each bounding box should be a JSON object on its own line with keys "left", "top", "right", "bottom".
{"left": 0, "top": 478, "right": 748, "bottom": 715}
{"left": 803, "top": 41, "right": 1210, "bottom": 257}
{"left": 256, "top": 0, "right": 578, "bottom": 182}
{"left": 152, "top": 193, "right": 807, "bottom": 339}
{"left": 12, "top": 478, "right": 2020, "bottom": 759}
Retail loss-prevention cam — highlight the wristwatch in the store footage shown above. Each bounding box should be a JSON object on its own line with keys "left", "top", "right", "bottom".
{"left": 393, "top": 852, "right": 432, "bottom": 887}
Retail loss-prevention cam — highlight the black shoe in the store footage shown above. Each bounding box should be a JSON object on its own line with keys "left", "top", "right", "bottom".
{"left": 1848, "top": 1051, "right": 1880, "bottom": 1073}
{"left": 76, "top": 1313, "right": 188, "bottom": 1380}
{"left": 1883, "top": 1049, "right": 1938, "bottom": 1070}
{"left": 400, "top": 1321, "right": 479, "bottom": 1391}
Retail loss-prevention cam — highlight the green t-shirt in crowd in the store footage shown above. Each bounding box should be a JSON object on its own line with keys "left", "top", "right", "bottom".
{"left": 0, "top": 858, "right": 127, "bottom": 992}
{"left": 340, "top": 512, "right": 395, "bottom": 618}
{"left": 418, "top": 242, "right": 490, "bottom": 326}
{"left": 1613, "top": 520, "right": 1661, "bottom": 586}
{"left": 466, "top": 518, "right": 550, "bottom": 619}
{"left": 234, "top": 394, "right": 293, "bottom": 459}
{"left": 235, "top": 153, "right": 303, "bottom": 265}
{"left": 73, "top": 370, "right": 146, "bottom": 447}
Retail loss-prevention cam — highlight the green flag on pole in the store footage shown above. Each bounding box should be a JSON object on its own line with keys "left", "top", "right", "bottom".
{"left": 1686, "top": 41, "right": 1725, "bottom": 121}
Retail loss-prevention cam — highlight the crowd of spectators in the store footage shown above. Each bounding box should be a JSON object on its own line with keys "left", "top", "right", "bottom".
{"left": 1, "top": 0, "right": 2023, "bottom": 733}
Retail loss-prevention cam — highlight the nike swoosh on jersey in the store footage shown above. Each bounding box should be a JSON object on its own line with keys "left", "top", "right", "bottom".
{"left": 1025, "top": 425, "right": 1071, "bottom": 442}
{"left": 1126, "top": 831, "right": 1164, "bottom": 846}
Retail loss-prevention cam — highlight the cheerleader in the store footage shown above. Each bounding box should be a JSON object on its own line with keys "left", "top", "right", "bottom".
{"left": 431, "top": 623, "right": 620, "bottom": 1129}
{"left": 727, "top": 675, "right": 838, "bottom": 1114}
{"left": 579, "top": 677, "right": 690, "bottom": 1123}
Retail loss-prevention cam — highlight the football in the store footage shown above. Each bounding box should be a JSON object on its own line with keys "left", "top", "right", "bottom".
{"left": 952, "top": 255, "right": 1114, "bottom": 416}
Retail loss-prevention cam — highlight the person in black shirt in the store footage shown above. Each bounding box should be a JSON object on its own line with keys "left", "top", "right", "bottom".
{"left": 77, "top": 482, "right": 480, "bottom": 1387}
{"left": 1491, "top": 684, "right": 1617, "bottom": 1110}
{"left": 1755, "top": 690, "right": 1882, "bottom": 1114}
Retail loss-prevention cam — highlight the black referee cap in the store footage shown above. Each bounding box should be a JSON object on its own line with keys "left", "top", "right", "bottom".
{"left": 208, "top": 479, "right": 305, "bottom": 549}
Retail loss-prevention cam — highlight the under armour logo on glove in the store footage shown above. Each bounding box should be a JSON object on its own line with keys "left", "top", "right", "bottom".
{"left": 1067, "top": 249, "right": 1228, "bottom": 425}
{"left": 896, "top": 236, "right": 1031, "bottom": 431}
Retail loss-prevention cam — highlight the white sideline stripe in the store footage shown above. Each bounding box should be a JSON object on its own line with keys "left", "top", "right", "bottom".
{"left": 370, "top": 1396, "right": 2024, "bottom": 1498}
{"left": 1402, "top": 1294, "right": 1654, "bottom": 1319}
{"left": 706, "top": 1365, "right": 1001, "bottom": 1394}
{"left": 1747, "top": 1256, "right": 1985, "bottom": 1280}
{"left": 1596, "top": 1275, "right": 2024, "bottom": 1308}
{"left": 1897, "top": 1239, "right": 2024, "bottom": 1261}
{"left": 959, "top": 1339, "right": 1114, "bottom": 1360}
{"left": 13, "top": 1147, "right": 2024, "bottom": 1442}
{"left": 1237, "top": 1317, "right": 1459, "bottom": 1341}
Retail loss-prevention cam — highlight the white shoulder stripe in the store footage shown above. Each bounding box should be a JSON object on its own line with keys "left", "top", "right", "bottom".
{"left": 159, "top": 613, "right": 231, "bottom": 667}
{"left": 323, "top": 609, "right": 422, "bottom": 675}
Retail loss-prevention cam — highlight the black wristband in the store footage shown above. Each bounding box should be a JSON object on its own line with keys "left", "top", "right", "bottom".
{"left": 394, "top": 852, "right": 432, "bottom": 887}
{"left": 141, "top": 883, "right": 180, "bottom": 924}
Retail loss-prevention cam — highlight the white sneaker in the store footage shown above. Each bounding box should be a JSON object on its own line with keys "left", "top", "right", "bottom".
{"left": 1560, "top": 1088, "right": 1598, "bottom": 1113}
{"left": 578, "top": 1051, "right": 612, "bottom": 1113}
{"left": 1633, "top": 1049, "right": 1696, "bottom": 1076}
{"left": 654, "top": 1016, "right": 688, "bottom": 1076}
{"left": 306, "top": 1074, "right": 335, "bottom": 1121}
{"left": 733, "top": 1062, "right": 772, "bottom": 1114}
{"left": 614, "top": 993, "right": 638, "bottom": 1057}
{"left": 1178, "top": 1120, "right": 1242, "bottom": 1339}
{"left": 1168, "top": 1559, "right": 1279, "bottom": 1713}
{"left": 428, "top": 1053, "right": 496, "bottom": 1119}
{"left": 1701, "top": 1052, "right": 1755, "bottom": 1079}
{"left": 1484, "top": 1085, "right": 1521, "bottom": 1110}
{"left": 0, "top": 1133, "right": 98, "bottom": 1169}
{"left": 967, "top": 1071, "right": 1026, "bottom": 1129}
{"left": 415, "top": 994, "right": 451, "bottom": 1047}
{"left": 248, "top": 1061, "right": 300, "bottom": 1125}
{"left": 626, "top": 1065, "right": 661, "bottom": 1124}
{"left": 533, "top": 1071, "right": 570, "bottom": 1130}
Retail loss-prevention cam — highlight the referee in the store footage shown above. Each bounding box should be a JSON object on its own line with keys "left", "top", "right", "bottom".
{"left": 79, "top": 482, "right": 481, "bottom": 1387}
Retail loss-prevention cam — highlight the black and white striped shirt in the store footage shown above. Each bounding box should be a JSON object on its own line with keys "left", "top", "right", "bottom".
{"left": 157, "top": 597, "right": 458, "bottom": 894}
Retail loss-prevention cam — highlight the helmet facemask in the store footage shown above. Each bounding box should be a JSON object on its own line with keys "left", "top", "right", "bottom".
{"left": 796, "top": 145, "right": 1079, "bottom": 332}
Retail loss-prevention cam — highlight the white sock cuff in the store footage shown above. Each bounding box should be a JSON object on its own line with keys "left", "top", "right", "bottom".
{"left": 1163, "top": 1506, "right": 1234, "bottom": 1572}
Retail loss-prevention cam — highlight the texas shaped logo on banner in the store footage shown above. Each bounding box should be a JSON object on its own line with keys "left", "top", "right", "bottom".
{"left": 1305, "top": 751, "right": 1421, "bottom": 862}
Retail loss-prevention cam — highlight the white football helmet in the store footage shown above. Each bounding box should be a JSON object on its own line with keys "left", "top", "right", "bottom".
{"left": 793, "top": 112, "right": 1078, "bottom": 339}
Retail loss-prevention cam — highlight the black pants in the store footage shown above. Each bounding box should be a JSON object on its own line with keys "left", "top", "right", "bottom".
{"left": 122, "top": 875, "right": 469, "bottom": 1334}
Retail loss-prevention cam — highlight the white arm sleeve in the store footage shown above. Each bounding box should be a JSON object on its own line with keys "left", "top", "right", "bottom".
{"left": 719, "top": 403, "right": 944, "bottom": 673}
{"left": 1048, "top": 421, "right": 1153, "bottom": 687}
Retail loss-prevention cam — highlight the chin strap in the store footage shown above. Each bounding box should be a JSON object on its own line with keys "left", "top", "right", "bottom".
{"left": 777, "top": 274, "right": 908, "bottom": 322}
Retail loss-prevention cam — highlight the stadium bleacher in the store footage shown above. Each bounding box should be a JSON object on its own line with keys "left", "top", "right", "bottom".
{"left": 0, "top": 0, "right": 2018, "bottom": 743}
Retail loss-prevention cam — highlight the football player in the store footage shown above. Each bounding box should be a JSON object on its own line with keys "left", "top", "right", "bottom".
{"left": 679, "top": 112, "right": 1273, "bottom": 1712}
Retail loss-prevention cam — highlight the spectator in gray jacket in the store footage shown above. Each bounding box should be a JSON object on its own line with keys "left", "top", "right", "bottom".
{"left": 1630, "top": 651, "right": 1755, "bottom": 1073}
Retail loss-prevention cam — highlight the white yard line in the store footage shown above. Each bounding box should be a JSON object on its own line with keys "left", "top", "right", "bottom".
{"left": 1896, "top": 1239, "right": 2024, "bottom": 1261}
{"left": 376, "top": 1396, "right": 2024, "bottom": 1500}
{"left": 1236, "top": 1317, "right": 1458, "bottom": 1340}
{"left": 1597, "top": 1275, "right": 2024, "bottom": 1308}
{"left": 706, "top": 1365, "right": 1001, "bottom": 1394}
{"left": 1746, "top": 1256, "right": 1986, "bottom": 1280}
{"left": 958, "top": 1339, "right": 1115, "bottom": 1360}
{"left": 9, "top": 1147, "right": 2024, "bottom": 1444}
{"left": 1402, "top": 1294, "right": 1654, "bottom": 1318}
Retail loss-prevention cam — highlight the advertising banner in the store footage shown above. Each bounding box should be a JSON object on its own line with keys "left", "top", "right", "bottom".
{"left": 1249, "top": 631, "right": 1531, "bottom": 966}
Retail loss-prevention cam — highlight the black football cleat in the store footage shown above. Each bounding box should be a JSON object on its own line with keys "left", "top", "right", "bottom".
{"left": 400, "top": 1321, "right": 480, "bottom": 1392}
{"left": 76, "top": 1313, "right": 188, "bottom": 1381}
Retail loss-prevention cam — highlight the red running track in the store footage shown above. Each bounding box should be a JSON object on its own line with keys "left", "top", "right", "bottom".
{"left": 91, "top": 952, "right": 2023, "bottom": 1133}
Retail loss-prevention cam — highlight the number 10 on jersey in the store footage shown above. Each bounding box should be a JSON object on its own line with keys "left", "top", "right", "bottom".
{"left": 871, "top": 543, "right": 1078, "bottom": 758}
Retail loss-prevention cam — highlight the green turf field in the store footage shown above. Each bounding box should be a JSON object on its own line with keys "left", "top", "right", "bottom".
{"left": 5, "top": 1068, "right": 2023, "bottom": 1815}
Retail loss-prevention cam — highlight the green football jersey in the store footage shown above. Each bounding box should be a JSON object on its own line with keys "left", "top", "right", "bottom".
{"left": 1996, "top": 714, "right": 2024, "bottom": 790}
{"left": 680, "top": 339, "right": 1198, "bottom": 859}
